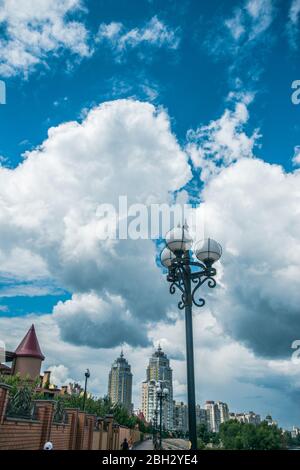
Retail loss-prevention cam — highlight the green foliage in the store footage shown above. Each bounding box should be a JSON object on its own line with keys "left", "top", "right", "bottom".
{"left": 1, "top": 373, "right": 39, "bottom": 419}
{"left": 0, "top": 373, "right": 39, "bottom": 395}
{"left": 53, "top": 394, "right": 150, "bottom": 431}
{"left": 0, "top": 375, "right": 150, "bottom": 432}
{"left": 219, "top": 420, "right": 285, "bottom": 450}
{"left": 110, "top": 403, "right": 151, "bottom": 432}
{"left": 197, "top": 419, "right": 287, "bottom": 450}
{"left": 56, "top": 393, "right": 112, "bottom": 416}
{"left": 53, "top": 397, "right": 66, "bottom": 423}
{"left": 197, "top": 423, "right": 210, "bottom": 444}
{"left": 6, "top": 383, "right": 33, "bottom": 419}
{"left": 197, "top": 438, "right": 206, "bottom": 449}
{"left": 197, "top": 423, "right": 219, "bottom": 447}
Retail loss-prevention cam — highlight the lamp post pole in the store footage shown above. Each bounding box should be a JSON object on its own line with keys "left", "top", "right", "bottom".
{"left": 153, "top": 408, "right": 158, "bottom": 447}
{"left": 183, "top": 259, "right": 197, "bottom": 450}
{"left": 83, "top": 368, "right": 90, "bottom": 411}
{"left": 160, "top": 227, "right": 222, "bottom": 451}
{"left": 159, "top": 391, "right": 163, "bottom": 450}
{"left": 156, "top": 382, "right": 168, "bottom": 450}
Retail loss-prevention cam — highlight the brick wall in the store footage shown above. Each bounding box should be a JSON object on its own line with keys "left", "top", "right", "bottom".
{"left": 101, "top": 430, "right": 108, "bottom": 450}
{"left": 50, "top": 423, "right": 72, "bottom": 450}
{"left": 113, "top": 425, "right": 141, "bottom": 450}
{"left": 0, "top": 418, "right": 43, "bottom": 450}
{"left": 0, "top": 383, "right": 10, "bottom": 424}
{"left": 0, "top": 383, "right": 141, "bottom": 450}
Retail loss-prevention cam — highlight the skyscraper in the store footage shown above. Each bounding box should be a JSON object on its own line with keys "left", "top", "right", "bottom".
{"left": 205, "top": 400, "right": 230, "bottom": 432}
{"left": 174, "top": 403, "right": 207, "bottom": 432}
{"left": 196, "top": 405, "right": 207, "bottom": 426}
{"left": 141, "top": 345, "right": 173, "bottom": 429}
{"left": 173, "top": 401, "right": 189, "bottom": 433}
{"left": 231, "top": 411, "right": 261, "bottom": 425}
{"left": 205, "top": 401, "right": 220, "bottom": 432}
{"left": 216, "top": 401, "right": 229, "bottom": 424}
{"left": 108, "top": 351, "right": 132, "bottom": 412}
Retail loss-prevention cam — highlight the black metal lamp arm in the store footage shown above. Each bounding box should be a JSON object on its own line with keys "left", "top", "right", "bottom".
{"left": 166, "top": 256, "right": 217, "bottom": 309}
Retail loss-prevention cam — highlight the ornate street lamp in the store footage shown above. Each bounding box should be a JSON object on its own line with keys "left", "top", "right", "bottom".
{"left": 156, "top": 381, "right": 169, "bottom": 450}
{"left": 160, "top": 225, "right": 222, "bottom": 450}
{"left": 83, "top": 368, "right": 90, "bottom": 411}
{"left": 152, "top": 408, "right": 158, "bottom": 447}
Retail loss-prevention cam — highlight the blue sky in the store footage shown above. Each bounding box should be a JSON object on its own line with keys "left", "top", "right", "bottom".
{"left": 1, "top": 0, "right": 300, "bottom": 429}
{"left": 1, "top": 0, "right": 298, "bottom": 170}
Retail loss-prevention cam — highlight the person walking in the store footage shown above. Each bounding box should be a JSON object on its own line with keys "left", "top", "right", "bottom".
{"left": 121, "top": 438, "right": 129, "bottom": 450}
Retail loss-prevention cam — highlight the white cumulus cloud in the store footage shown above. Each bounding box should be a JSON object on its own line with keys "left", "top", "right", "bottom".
{"left": 198, "top": 157, "right": 300, "bottom": 359}
{"left": 53, "top": 292, "right": 150, "bottom": 348}
{"left": 0, "top": 99, "right": 191, "bottom": 346}
{"left": 0, "top": 0, "right": 91, "bottom": 77}
{"left": 187, "top": 93, "right": 260, "bottom": 181}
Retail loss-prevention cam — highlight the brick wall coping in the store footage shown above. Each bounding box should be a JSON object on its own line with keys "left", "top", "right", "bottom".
{"left": 33, "top": 399, "right": 56, "bottom": 404}
{"left": 5, "top": 417, "right": 40, "bottom": 424}
{"left": 62, "top": 407, "right": 81, "bottom": 411}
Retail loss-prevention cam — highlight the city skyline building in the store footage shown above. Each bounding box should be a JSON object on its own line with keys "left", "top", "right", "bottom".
{"left": 196, "top": 404, "right": 208, "bottom": 426}
{"left": 108, "top": 351, "right": 133, "bottom": 412}
{"left": 1, "top": 327, "right": 285, "bottom": 433}
{"left": 173, "top": 401, "right": 189, "bottom": 433}
{"left": 217, "top": 401, "right": 230, "bottom": 424}
{"left": 265, "top": 414, "right": 277, "bottom": 426}
{"left": 205, "top": 401, "right": 220, "bottom": 433}
{"left": 205, "top": 400, "right": 230, "bottom": 432}
{"left": 173, "top": 401, "right": 230, "bottom": 433}
{"left": 230, "top": 411, "right": 261, "bottom": 425}
{"left": 141, "top": 345, "right": 174, "bottom": 429}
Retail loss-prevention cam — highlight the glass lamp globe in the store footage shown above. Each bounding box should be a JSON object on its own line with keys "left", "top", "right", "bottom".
{"left": 160, "top": 247, "right": 176, "bottom": 268}
{"left": 165, "top": 225, "right": 193, "bottom": 254}
{"left": 163, "top": 388, "right": 169, "bottom": 395}
{"left": 194, "top": 238, "right": 222, "bottom": 265}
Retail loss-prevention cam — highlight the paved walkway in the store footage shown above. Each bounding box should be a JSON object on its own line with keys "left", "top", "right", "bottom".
{"left": 135, "top": 438, "right": 189, "bottom": 451}
{"left": 134, "top": 439, "right": 154, "bottom": 450}
{"left": 163, "top": 438, "right": 190, "bottom": 450}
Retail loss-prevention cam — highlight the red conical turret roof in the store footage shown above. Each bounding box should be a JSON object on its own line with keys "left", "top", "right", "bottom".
{"left": 14, "top": 324, "right": 45, "bottom": 360}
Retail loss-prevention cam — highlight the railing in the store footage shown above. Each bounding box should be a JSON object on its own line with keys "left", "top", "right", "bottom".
{"left": 5, "top": 387, "right": 68, "bottom": 424}
{"left": 53, "top": 399, "right": 68, "bottom": 424}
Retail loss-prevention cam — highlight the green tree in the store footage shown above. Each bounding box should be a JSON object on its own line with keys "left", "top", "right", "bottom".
{"left": 0, "top": 373, "right": 39, "bottom": 395}
{"left": 219, "top": 420, "right": 284, "bottom": 450}
{"left": 197, "top": 423, "right": 211, "bottom": 444}
{"left": 219, "top": 420, "right": 242, "bottom": 449}
{"left": 0, "top": 374, "right": 152, "bottom": 433}
{"left": 197, "top": 438, "right": 206, "bottom": 449}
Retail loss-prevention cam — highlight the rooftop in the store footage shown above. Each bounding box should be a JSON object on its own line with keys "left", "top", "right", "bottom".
{"left": 14, "top": 324, "right": 45, "bottom": 360}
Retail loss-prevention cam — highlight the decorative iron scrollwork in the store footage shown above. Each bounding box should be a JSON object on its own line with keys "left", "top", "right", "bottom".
{"left": 166, "top": 257, "right": 217, "bottom": 309}
{"left": 53, "top": 398, "right": 67, "bottom": 423}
